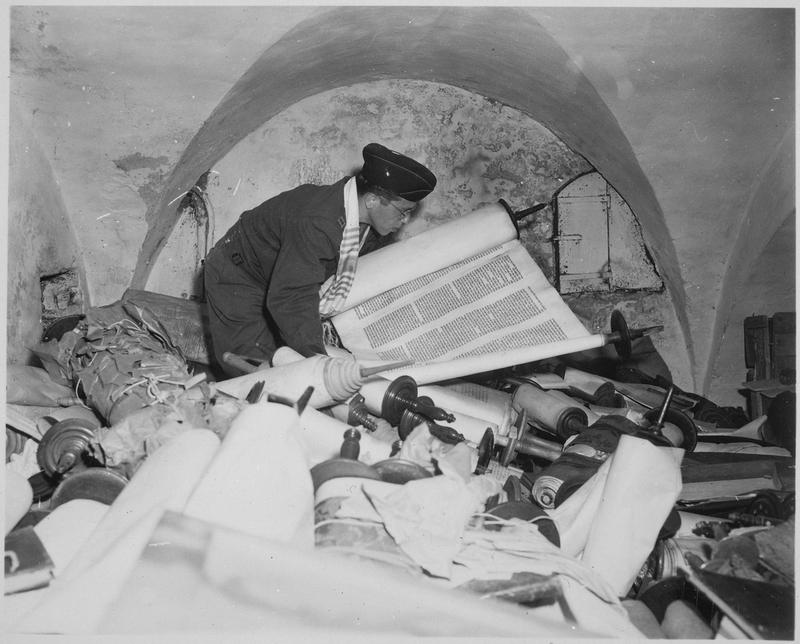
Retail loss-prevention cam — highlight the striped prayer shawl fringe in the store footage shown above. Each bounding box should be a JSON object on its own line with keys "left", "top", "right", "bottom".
{"left": 318, "top": 177, "right": 363, "bottom": 319}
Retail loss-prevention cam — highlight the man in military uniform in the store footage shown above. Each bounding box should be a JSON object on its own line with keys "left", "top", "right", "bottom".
{"left": 203, "top": 143, "right": 437, "bottom": 377}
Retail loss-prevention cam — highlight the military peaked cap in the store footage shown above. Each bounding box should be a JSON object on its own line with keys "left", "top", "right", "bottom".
{"left": 362, "top": 143, "right": 436, "bottom": 202}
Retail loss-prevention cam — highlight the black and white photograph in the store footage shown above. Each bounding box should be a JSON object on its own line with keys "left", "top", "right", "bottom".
{"left": 3, "top": 3, "right": 795, "bottom": 640}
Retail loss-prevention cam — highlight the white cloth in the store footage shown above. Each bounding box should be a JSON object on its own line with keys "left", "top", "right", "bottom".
{"left": 550, "top": 435, "right": 684, "bottom": 597}
{"left": 318, "top": 176, "right": 369, "bottom": 317}
{"left": 33, "top": 500, "right": 109, "bottom": 575}
{"left": 338, "top": 472, "right": 501, "bottom": 578}
{"left": 13, "top": 430, "right": 221, "bottom": 634}
{"left": 183, "top": 402, "right": 315, "bottom": 547}
{"left": 5, "top": 465, "right": 33, "bottom": 534}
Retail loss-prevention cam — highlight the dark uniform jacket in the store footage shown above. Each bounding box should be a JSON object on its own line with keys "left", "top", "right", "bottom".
{"left": 204, "top": 177, "right": 387, "bottom": 370}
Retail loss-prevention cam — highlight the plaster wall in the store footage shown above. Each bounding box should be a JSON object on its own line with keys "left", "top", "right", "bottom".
{"left": 538, "top": 7, "right": 795, "bottom": 404}
{"left": 7, "top": 105, "right": 86, "bottom": 363}
{"left": 709, "top": 213, "right": 796, "bottom": 401}
{"left": 706, "top": 127, "right": 796, "bottom": 403}
{"left": 9, "top": 5, "right": 314, "bottom": 307}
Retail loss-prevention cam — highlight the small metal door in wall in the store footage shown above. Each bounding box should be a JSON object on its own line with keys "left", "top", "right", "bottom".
{"left": 554, "top": 172, "right": 662, "bottom": 294}
{"left": 554, "top": 176, "right": 611, "bottom": 293}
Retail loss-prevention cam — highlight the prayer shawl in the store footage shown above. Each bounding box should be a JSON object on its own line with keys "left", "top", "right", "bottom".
{"left": 318, "top": 177, "right": 369, "bottom": 318}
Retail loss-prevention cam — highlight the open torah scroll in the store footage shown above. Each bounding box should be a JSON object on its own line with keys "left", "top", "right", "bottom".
{"left": 331, "top": 204, "right": 605, "bottom": 384}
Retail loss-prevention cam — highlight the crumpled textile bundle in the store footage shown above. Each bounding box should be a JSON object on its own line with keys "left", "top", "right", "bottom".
{"left": 337, "top": 469, "right": 501, "bottom": 578}
{"left": 61, "top": 300, "right": 193, "bottom": 426}
{"left": 450, "top": 516, "right": 620, "bottom": 603}
{"left": 336, "top": 467, "right": 619, "bottom": 609}
{"left": 92, "top": 387, "right": 243, "bottom": 479}
{"left": 396, "top": 422, "right": 478, "bottom": 477}
{"left": 32, "top": 299, "right": 244, "bottom": 476}
{"left": 6, "top": 365, "right": 78, "bottom": 406}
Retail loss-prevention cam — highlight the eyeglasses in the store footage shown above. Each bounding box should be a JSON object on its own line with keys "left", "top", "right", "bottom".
{"left": 386, "top": 200, "right": 416, "bottom": 221}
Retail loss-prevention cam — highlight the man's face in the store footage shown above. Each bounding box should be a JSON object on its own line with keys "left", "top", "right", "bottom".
{"left": 368, "top": 195, "right": 418, "bottom": 236}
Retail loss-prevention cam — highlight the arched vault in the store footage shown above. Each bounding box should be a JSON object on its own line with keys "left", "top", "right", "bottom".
{"left": 131, "top": 5, "right": 692, "bottom": 373}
